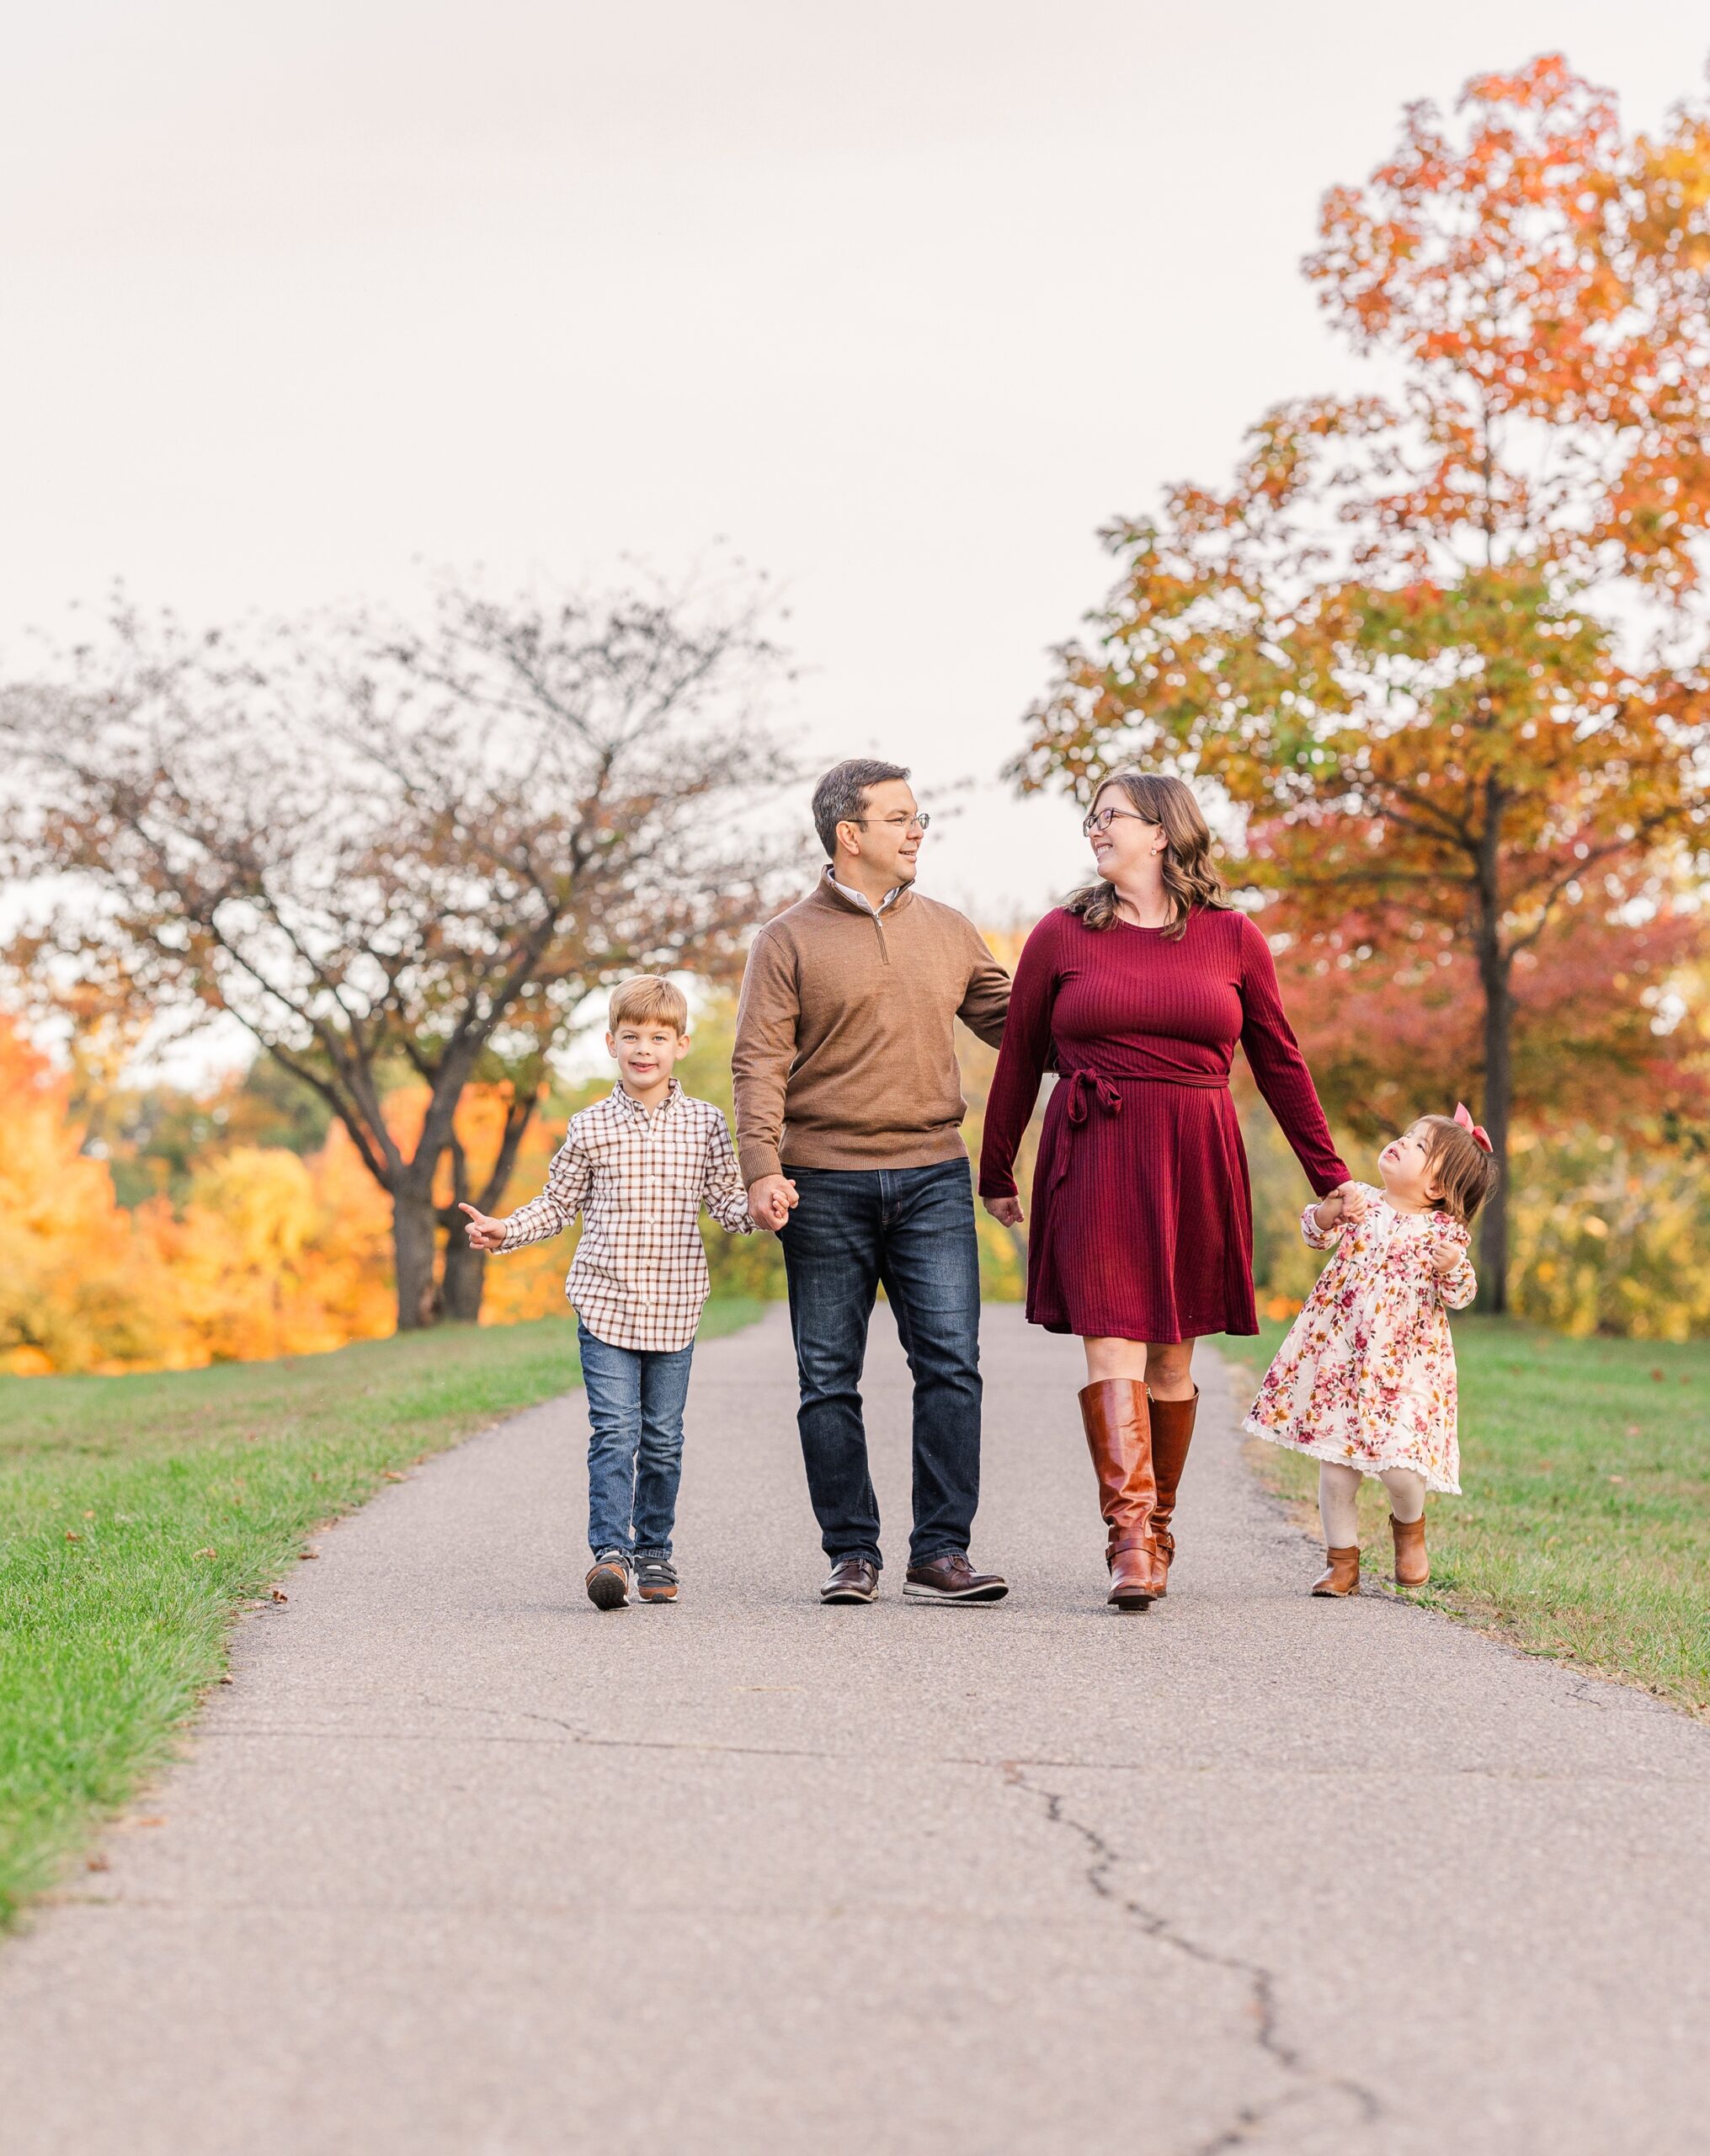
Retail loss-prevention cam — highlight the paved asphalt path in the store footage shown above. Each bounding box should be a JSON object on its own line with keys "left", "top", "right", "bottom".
{"left": 2, "top": 1305, "right": 1707, "bottom": 2154}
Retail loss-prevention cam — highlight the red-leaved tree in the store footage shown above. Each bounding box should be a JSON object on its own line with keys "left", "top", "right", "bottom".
{"left": 1014, "top": 56, "right": 1710, "bottom": 1305}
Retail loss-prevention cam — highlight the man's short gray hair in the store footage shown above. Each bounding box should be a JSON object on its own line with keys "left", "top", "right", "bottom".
{"left": 812, "top": 759, "right": 911, "bottom": 860}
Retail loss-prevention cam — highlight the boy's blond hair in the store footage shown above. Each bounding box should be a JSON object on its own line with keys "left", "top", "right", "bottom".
{"left": 607, "top": 974, "right": 690, "bottom": 1036}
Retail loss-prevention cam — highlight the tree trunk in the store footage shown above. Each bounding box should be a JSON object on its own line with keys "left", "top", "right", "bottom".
{"left": 440, "top": 1235, "right": 487, "bottom": 1324}
{"left": 1469, "top": 780, "right": 1514, "bottom": 1315}
{"left": 434, "top": 1084, "right": 542, "bottom": 1326}
{"left": 1473, "top": 928, "right": 1513, "bottom": 1315}
{"left": 392, "top": 1188, "right": 443, "bottom": 1331}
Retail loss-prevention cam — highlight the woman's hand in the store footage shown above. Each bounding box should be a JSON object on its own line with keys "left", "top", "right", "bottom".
{"left": 984, "top": 1194, "right": 1025, "bottom": 1229}
{"left": 458, "top": 1202, "right": 508, "bottom": 1252}
{"left": 1324, "top": 1180, "right": 1367, "bottom": 1228}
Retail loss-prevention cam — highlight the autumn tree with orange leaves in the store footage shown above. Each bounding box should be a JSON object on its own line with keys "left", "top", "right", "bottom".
{"left": 1015, "top": 56, "right": 1710, "bottom": 1308}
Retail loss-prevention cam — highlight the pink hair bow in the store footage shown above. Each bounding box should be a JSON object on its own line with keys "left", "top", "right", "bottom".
{"left": 1454, "top": 1102, "right": 1493, "bottom": 1153}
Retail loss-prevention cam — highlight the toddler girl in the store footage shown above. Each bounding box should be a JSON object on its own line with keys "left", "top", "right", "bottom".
{"left": 1244, "top": 1104, "right": 1498, "bottom": 1595}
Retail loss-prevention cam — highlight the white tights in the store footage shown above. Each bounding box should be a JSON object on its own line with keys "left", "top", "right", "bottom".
{"left": 1318, "top": 1461, "right": 1426, "bottom": 1547}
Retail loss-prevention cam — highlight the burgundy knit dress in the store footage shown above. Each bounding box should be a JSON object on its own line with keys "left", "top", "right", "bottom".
{"left": 978, "top": 905, "right": 1349, "bottom": 1342}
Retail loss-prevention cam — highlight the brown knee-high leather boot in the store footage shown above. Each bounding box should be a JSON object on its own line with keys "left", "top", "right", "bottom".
{"left": 1146, "top": 1388, "right": 1198, "bottom": 1597}
{"left": 1078, "top": 1380, "right": 1165, "bottom": 1610}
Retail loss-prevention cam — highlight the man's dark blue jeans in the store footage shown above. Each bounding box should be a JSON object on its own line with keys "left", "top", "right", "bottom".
{"left": 778, "top": 1158, "right": 983, "bottom": 1570}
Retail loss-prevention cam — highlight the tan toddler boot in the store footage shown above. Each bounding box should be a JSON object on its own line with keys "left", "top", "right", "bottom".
{"left": 1391, "top": 1513, "right": 1430, "bottom": 1586}
{"left": 1311, "top": 1546, "right": 1361, "bottom": 1597}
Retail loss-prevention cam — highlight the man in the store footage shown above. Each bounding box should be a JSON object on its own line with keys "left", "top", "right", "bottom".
{"left": 733, "top": 759, "right": 1011, "bottom": 1604}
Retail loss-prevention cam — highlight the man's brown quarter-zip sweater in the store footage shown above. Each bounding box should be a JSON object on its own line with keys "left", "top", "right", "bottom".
{"left": 732, "top": 871, "right": 1011, "bottom": 1185}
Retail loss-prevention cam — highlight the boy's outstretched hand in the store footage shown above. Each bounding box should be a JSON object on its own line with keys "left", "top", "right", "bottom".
{"left": 458, "top": 1202, "right": 508, "bottom": 1252}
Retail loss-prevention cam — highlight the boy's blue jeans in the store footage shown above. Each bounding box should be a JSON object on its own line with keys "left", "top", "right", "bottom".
{"left": 576, "top": 1319, "right": 696, "bottom": 1561}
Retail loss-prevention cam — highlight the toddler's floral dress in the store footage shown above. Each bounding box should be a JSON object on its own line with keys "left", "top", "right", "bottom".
{"left": 1244, "top": 1186, "right": 1478, "bottom": 1493}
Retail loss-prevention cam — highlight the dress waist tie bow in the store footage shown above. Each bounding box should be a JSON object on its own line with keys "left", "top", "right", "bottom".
{"left": 1043, "top": 1067, "right": 1233, "bottom": 1200}
{"left": 1046, "top": 1069, "right": 1127, "bottom": 1199}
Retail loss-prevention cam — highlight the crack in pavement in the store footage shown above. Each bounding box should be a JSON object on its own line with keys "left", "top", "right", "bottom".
{"left": 1003, "top": 1764, "right": 1382, "bottom": 2155}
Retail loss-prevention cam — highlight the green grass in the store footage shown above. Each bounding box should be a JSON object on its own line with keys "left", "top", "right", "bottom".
{"left": 0, "top": 1302, "right": 761, "bottom": 1929}
{"left": 1217, "top": 1317, "right": 1710, "bottom": 1717}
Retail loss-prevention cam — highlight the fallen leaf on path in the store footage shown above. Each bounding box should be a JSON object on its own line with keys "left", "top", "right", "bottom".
{"left": 193, "top": 1547, "right": 216, "bottom": 1560}
{"left": 383, "top": 1470, "right": 407, "bottom": 1482}
{"left": 63, "top": 1529, "right": 81, "bottom": 1542}
{"left": 136, "top": 1817, "right": 165, "bottom": 1828}
{"left": 86, "top": 1854, "right": 109, "bottom": 1872}
{"left": 270, "top": 1588, "right": 289, "bottom": 1603}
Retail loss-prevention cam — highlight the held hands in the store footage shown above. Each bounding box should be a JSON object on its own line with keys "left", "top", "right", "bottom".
{"left": 747, "top": 1174, "right": 800, "bottom": 1233}
{"left": 1313, "top": 1182, "right": 1368, "bottom": 1233}
{"left": 983, "top": 1194, "right": 1025, "bottom": 1229}
{"left": 458, "top": 1202, "right": 509, "bottom": 1252}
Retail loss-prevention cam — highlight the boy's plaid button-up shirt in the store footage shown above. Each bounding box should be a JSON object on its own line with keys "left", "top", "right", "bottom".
{"left": 498, "top": 1081, "right": 755, "bottom": 1352}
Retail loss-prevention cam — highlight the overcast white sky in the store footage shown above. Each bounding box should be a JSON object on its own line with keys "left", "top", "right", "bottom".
{"left": 3, "top": 2, "right": 1707, "bottom": 940}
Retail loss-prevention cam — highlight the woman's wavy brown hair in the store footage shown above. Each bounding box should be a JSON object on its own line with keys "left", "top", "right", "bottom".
{"left": 1064, "top": 771, "right": 1232, "bottom": 939}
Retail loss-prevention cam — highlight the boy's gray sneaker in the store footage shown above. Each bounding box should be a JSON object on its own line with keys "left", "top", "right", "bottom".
{"left": 586, "top": 1551, "right": 631, "bottom": 1610}
{"left": 636, "top": 1556, "right": 679, "bottom": 1604}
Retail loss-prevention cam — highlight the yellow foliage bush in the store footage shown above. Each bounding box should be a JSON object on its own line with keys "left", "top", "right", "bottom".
{"left": 0, "top": 1019, "right": 181, "bottom": 1374}
{"left": 3, "top": 1020, "right": 434, "bottom": 1371}
{"left": 154, "top": 1132, "right": 397, "bottom": 1364}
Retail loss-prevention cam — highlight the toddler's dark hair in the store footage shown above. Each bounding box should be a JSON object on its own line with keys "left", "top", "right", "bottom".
{"left": 1414, "top": 1115, "right": 1499, "bottom": 1225}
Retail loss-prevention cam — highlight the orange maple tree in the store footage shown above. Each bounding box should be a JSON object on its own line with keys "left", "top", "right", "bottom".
{"left": 1014, "top": 56, "right": 1710, "bottom": 1305}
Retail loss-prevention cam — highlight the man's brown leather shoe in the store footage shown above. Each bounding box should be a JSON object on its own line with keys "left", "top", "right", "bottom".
{"left": 902, "top": 1552, "right": 1009, "bottom": 1604}
{"left": 1311, "top": 1546, "right": 1361, "bottom": 1597}
{"left": 820, "top": 1556, "right": 880, "bottom": 1604}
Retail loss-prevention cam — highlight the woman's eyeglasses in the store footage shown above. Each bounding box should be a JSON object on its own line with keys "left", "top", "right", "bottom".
{"left": 1081, "top": 806, "right": 1156, "bottom": 837}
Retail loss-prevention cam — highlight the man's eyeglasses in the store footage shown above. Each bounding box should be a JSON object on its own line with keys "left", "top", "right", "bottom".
{"left": 1081, "top": 806, "right": 1157, "bottom": 837}
{"left": 849, "top": 813, "right": 931, "bottom": 833}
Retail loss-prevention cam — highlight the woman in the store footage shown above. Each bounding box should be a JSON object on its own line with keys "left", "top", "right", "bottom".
{"left": 979, "top": 771, "right": 1353, "bottom": 1610}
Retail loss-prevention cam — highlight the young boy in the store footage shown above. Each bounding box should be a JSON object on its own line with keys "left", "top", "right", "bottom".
{"left": 460, "top": 977, "right": 756, "bottom": 1610}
